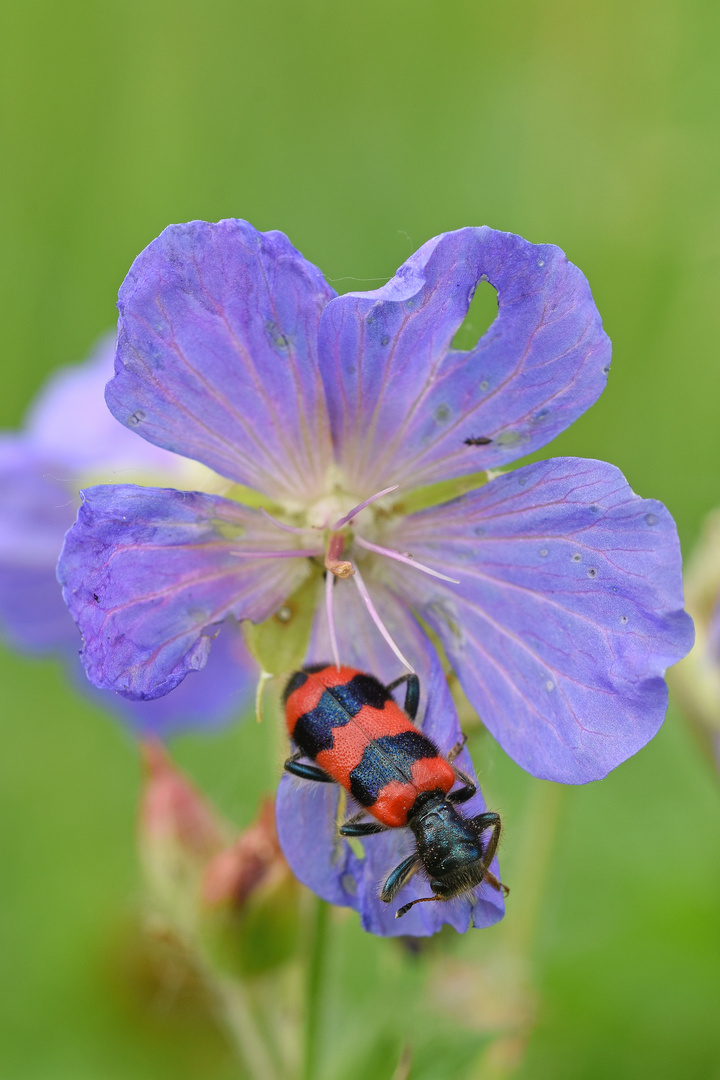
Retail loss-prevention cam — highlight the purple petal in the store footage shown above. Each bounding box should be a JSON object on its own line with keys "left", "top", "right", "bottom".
{"left": 318, "top": 228, "right": 610, "bottom": 492}
{"left": 85, "top": 618, "right": 257, "bottom": 737}
{"left": 381, "top": 458, "right": 694, "bottom": 783}
{"left": 276, "top": 580, "right": 505, "bottom": 936}
{"left": 0, "top": 563, "right": 78, "bottom": 653}
{"left": 0, "top": 440, "right": 80, "bottom": 651}
{"left": 0, "top": 439, "right": 78, "bottom": 569}
{"left": 58, "top": 484, "right": 313, "bottom": 700}
{"left": 107, "top": 220, "right": 336, "bottom": 499}
{"left": 25, "top": 335, "right": 186, "bottom": 476}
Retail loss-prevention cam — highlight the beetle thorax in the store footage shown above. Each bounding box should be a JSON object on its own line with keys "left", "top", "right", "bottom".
{"left": 408, "top": 792, "right": 484, "bottom": 896}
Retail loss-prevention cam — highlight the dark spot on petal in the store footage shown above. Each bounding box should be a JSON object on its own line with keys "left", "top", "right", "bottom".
{"left": 266, "top": 319, "right": 290, "bottom": 350}
{"left": 341, "top": 873, "right": 358, "bottom": 894}
{"left": 587, "top": 567, "right": 598, "bottom": 578}
{"left": 644, "top": 512, "right": 658, "bottom": 526}
{"left": 518, "top": 476, "right": 527, "bottom": 486}
{"left": 381, "top": 335, "right": 390, "bottom": 346}
{"left": 127, "top": 410, "right": 145, "bottom": 427}
{"left": 496, "top": 430, "right": 525, "bottom": 447}
{"left": 464, "top": 435, "right": 492, "bottom": 446}
{"left": 535, "top": 409, "right": 549, "bottom": 420}
{"left": 590, "top": 505, "right": 600, "bottom": 513}
{"left": 571, "top": 553, "right": 581, "bottom": 562}
{"left": 93, "top": 593, "right": 99, "bottom": 602}
{"left": 474, "top": 526, "right": 485, "bottom": 536}
{"left": 620, "top": 615, "right": 629, "bottom": 625}
{"left": 539, "top": 548, "right": 548, "bottom": 557}
{"left": 603, "top": 363, "right": 611, "bottom": 375}
{"left": 434, "top": 404, "right": 451, "bottom": 424}
{"left": 480, "top": 380, "right": 490, "bottom": 391}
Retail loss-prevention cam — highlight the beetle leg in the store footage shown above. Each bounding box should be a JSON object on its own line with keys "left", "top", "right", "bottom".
{"left": 380, "top": 853, "right": 422, "bottom": 903}
{"left": 284, "top": 751, "right": 335, "bottom": 784}
{"left": 468, "top": 811, "right": 508, "bottom": 894}
{"left": 340, "top": 807, "right": 388, "bottom": 836}
{"left": 446, "top": 733, "right": 468, "bottom": 763}
{"left": 385, "top": 673, "right": 420, "bottom": 722}
{"left": 447, "top": 769, "right": 477, "bottom": 804}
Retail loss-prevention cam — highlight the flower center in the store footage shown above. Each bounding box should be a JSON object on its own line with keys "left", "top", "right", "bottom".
{"left": 264, "top": 482, "right": 458, "bottom": 676}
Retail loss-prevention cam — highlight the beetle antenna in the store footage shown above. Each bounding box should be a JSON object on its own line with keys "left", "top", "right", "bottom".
{"left": 395, "top": 895, "right": 440, "bottom": 919}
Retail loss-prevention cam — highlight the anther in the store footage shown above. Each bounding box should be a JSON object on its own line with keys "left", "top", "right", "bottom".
{"left": 325, "top": 531, "right": 355, "bottom": 578}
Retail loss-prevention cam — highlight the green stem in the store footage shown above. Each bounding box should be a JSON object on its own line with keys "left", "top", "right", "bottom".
{"left": 212, "top": 971, "right": 280, "bottom": 1080}
{"left": 471, "top": 780, "right": 566, "bottom": 1080}
{"left": 302, "top": 897, "right": 329, "bottom": 1080}
{"left": 504, "top": 780, "right": 565, "bottom": 960}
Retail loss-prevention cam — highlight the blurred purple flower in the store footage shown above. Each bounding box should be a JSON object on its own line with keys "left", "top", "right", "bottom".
{"left": 56, "top": 221, "right": 692, "bottom": 933}
{"left": 0, "top": 338, "right": 257, "bottom": 737}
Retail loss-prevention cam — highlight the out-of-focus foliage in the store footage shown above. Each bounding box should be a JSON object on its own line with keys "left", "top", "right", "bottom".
{"left": 2, "top": 1, "right": 720, "bottom": 1077}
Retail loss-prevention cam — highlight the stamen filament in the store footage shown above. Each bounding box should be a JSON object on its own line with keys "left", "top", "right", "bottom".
{"left": 332, "top": 485, "right": 399, "bottom": 530}
{"left": 351, "top": 566, "right": 415, "bottom": 673}
{"left": 325, "top": 572, "right": 341, "bottom": 671}
{"left": 229, "top": 548, "right": 322, "bottom": 559}
{"left": 259, "top": 507, "right": 312, "bottom": 535}
{"left": 354, "top": 535, "right": 460, "bottom": 584}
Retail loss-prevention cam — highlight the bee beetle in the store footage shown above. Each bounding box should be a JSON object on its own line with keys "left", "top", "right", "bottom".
{"left": 283, "top": 664, "right": 507, "bottom": 919}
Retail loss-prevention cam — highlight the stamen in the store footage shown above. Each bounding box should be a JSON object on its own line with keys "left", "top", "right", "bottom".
{"left": 395, "top": 895, "right": 440, "bottom": 919}
{"left": 332, "top": 485, "right": 399, "bottom": 529}
{"left": 354, "top": 535, "right": 460, "bottom": 584}
{"left": 229, "top": 548, "right": 322, "bottom": 559}
{"left": 325, "top": 572, "right": 341, "bottom": 672}
{"left": 325, "top": 530, "right": 355, "bottom": 578}
{"left": 259, "top": 507, "right": 312, "bottom": 535}
{"left": 351, "top": 565, "right": 415, "bottom": 673}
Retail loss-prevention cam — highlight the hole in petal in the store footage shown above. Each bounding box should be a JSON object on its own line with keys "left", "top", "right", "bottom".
{"left": 451, "top": 280, "right": 498, "bottom": 351}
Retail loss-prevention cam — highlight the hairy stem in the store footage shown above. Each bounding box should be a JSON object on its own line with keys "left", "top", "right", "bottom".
{"left": 302, "top": 897, "right": 329, "bottom": 1080}
{"left": 212, "top": 972, "right": 280, "bottom": 1080}
{"left": 472, "top": 780, "right": 566, "bottom": 1080}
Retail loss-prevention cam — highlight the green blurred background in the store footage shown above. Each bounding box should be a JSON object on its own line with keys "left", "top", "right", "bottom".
{"left": 2, "top": 1, "right": 720, "bottom": 1077}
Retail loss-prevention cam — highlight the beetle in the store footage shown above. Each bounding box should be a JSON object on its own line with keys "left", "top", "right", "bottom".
{"left": 283, "top": 664, "right": 507, "bottom": 919}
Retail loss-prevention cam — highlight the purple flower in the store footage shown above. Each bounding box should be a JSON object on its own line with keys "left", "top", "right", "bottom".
{"left": 0, "top": 337, "right": 257, "bottom": 737}
{"left": 57, "top": 220, "right": 692, "bottom": 934}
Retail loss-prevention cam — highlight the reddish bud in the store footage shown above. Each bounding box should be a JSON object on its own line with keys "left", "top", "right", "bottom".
{"left": 202, "top": 798, "right": 288, "bottom": 909}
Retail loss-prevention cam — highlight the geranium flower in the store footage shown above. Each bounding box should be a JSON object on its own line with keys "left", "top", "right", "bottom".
{"left": 0, "top": 337, "right": 256, "bottom": 737}
{"left": 58, "top": 220, "right": 692, "bottom": 934}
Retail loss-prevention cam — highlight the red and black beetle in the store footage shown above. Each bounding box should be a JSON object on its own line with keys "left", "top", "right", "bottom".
{"left": 283, "top": 664, "right": 507, "bottom": 918}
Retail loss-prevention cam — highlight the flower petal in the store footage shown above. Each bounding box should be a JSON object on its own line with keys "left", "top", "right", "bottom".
{"left": 107, "top": 220, "right": 336, "bottom": 499}
{"left": 25, "top": 334, "right": 186, "bottom": 476}
{"left": 86, "top": 618, "right": 257, "bottom": 737}
{"left": 58, "top": 484, "right": 313, "bottom": 700}
{"left": 275, "top": 580, "right": 505, "bottom": 936}
{"left": 382, "top": 458, "right": 694, "bottom": 783}
{"left": 318, "top": 228, "right": 610, "bottom": 491}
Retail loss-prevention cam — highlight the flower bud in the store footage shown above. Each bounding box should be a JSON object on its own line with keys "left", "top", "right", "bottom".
{"left": 202, "top": 798, "right": 286, "bottom": 907}
{"left": 138, "top": 741, "right": 227, "bottom": 925}
{"left": 201, "top": 799, "right": 300, "bottom": 976}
